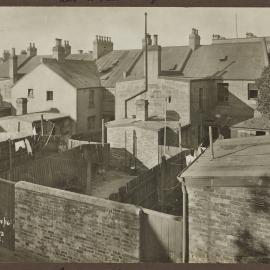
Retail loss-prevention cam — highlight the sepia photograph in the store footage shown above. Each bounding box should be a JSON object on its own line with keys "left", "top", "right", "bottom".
{"left": 0, "top": 3, "right": 269, "bottom": 266}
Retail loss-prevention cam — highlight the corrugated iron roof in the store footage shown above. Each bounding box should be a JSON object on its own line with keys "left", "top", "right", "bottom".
{"left": 42, "top": 59, "right": 101, "bottom": 89}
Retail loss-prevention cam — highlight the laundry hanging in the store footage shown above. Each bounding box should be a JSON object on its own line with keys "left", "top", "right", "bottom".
{"left": 24, "top": 138, "right": 33, "bottom": 156}
{"left": 15, "top": 140, "right": 26, "bottom": 152}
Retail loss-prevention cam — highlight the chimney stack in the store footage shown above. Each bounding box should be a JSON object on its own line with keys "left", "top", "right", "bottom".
{"left": 136, "top": 99, "right": 148, "bottom": 121}
{"left": 64, "top": 40, "right": 71, "bottom": 56}
{"left": 143, "top": 33, "right": 161, "bottom": 84}
{"left": 189, "top": 28, "right": 200, "bottom": 50}
{"left": 16, "top": 98, "right": 27, "bottom": 115}
{"left": 2, "top": 50, "right": 10, "bottom": 62}
{"left": 27, "top": 42, "right": 37, "bottom": 57}
{"left": 93, "top": 35, "right": 113, "bottom": 59}
{"left": 78, "top": 49, "right": 83, "bottom": 54}
{"left": 9, "top": 48, "right": 18, "bottom": 84}
{"left": 52, "top": 38, "right": 65, "bottom": 62}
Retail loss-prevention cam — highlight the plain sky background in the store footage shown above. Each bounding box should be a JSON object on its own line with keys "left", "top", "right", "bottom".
{"left": 0, "top": 7, "right": 270, "bottom": 54}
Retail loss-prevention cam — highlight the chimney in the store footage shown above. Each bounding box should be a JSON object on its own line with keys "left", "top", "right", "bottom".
{"left": 64, "top": 40, "right": 71, "bottom": 56}
{"left": 93, "top": 35, "right": 113, "bottom": 59}
{"left": 136, "top": 99, "right": 148, "bottom": 121}
{"left": 9, "top": 48, "right": 18, "bottom": 84}
{"left": 144, "top": 33, "right": 161, "bottom": 83}
{"left": 52, "top": 38, "right": 65, "bottom": 62}
{"left": 78, "top": 49, "right": 83, "bottom": 54}
{"left": 16, "top": 98, "right": 27, "bottom": 115}
{"left": 27, "top": 42, "right": 37, "bottom": 57}
{"left": 189, "top": 28, "right": 200, "bottom": 50}
{"left": 246, "top": 32, "right": 256, "bottom": 38}
{"left": 2, "top": 50, "right": 10, "bottom": 61}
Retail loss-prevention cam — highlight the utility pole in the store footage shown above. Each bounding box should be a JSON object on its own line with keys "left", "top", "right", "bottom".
{"left": 145, "top": 12, "right": 148, "bottom": 93}
{"left": 163, "top": 97, "right": 167, "bottom": 156}
{"left": 235, "top": 13, "right": 238, "bottom": 38}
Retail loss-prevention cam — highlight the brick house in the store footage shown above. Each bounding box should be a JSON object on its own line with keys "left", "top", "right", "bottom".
{"left": 179, "top": 135, "right": 270, "bottom": 263}
{"left": 10, "top": 39, "right": 102, "bottom": 135}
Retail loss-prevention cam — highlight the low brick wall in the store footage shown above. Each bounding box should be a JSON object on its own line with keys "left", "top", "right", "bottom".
{"left": 15, "top": 181, "right": 141, "bottom": 263}
{"left": 187, "top": 185, "right": 270, "bottom": 263}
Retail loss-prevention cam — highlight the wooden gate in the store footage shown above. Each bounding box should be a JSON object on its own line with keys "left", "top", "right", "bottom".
{"left": 140, "top": 208, "right": 182, "bottom": 262}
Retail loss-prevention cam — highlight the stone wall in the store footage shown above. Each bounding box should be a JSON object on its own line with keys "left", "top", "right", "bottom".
{"left": 15, "top": 181, "right": 141, "bottom": 263}
{"left": 186, "top": 185, "right": 270, "bottom": 263}
{"left": 107, "top": 125, "right": 159, "bottom": 169}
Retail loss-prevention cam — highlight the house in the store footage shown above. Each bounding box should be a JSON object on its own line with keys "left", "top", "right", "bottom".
{"left": 106, "top": 30, "right": 269, "bottom": 149}
{"left": 178, "top": 135, "right": 270, "bottom": 263}
{"left": 230, "top": 116, "right": 270, "bottom": 137}
{"left": 11, "top": 38, "right": 102, "bottom": 135}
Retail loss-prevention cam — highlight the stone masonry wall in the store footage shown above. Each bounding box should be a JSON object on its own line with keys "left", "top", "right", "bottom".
{"left": 187, "top": 185, "right": 270, "bottom": 263}
{"left": 107, "top": 125, "right": 159, "bottom": 169}
{"left": 15, "top": 181, "right": 141, "bottom": 263}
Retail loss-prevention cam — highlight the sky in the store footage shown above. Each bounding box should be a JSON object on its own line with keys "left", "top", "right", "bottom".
{"left": 0, "top": 7, "right": 270, "bottom": 54}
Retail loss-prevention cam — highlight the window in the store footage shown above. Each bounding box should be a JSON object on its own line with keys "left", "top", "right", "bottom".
{"left": 89, "top": 90, "right": 95, "bottom": 108}
{"left": 256, "top": 131, "right": 266, "bottom": 136}
{"left": 248, "top": 83, "right": 258, "bottom": 100}
{"left": 28, "top": 89, "right": 34, "bottom": 98}
{"left": 217, "top": 83, "right": 229, "bottom": 104}
{"left": 46, "top": 91, "right": 53, "bottom": 101}
{"left": 199, "top": 88, "right": 204, "bottom": 111}
{"left": 87, "top": 116, "right": 96, "bottom": 130}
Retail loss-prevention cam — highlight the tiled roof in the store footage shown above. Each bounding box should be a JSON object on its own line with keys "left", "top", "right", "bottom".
{"left": 42, "top": 59, "right": 101, "bottom": 89}
{"left": 231, "top": 116, "right": 270, "bottom": 130}
{"left": 181, "top": 135, "right": 270, "bottom": 178}
{"left": 182, "top": 42, "right": 266, "bottom": 80}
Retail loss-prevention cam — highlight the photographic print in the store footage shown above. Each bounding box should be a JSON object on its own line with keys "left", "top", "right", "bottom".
{"left": 0, "top": 2, "right": 269, "bottom": 266}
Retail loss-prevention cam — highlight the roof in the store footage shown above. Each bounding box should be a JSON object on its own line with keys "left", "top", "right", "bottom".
{"left": 96, "top": 49, "right": 142, "bottom": 87}
{"left": 0, "top": 112, "right": 69, "bottom": 123}
{"left": 0, "top": 131, "right": 32, "bottom": 142}
{"left": 0, "top": 54, "right": 30, "bottom": 78}
{"left": 106, "top": 118, "right": 189, "bottom": 131}
{"left": 231, "top": 116, "right": 270, "bottom": 130}
{"left": 66, "top": 53, "right": 94, "bottom": 61}
{"left": 181, "top": 135, "right": 270, "bottom": 178}
{"left": 42, "top": 59, "right": 101, "bottom": 89}
{"left": 182, "top": 42, "right": 266, "bottom": 80}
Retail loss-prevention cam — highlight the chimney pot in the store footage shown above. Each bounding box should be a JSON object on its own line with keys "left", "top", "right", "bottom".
{"left": 153, "top": 34, "right": 158, "bottom": 45}
{"left": 11, "top": 48, "right": 16, "bottom": 56}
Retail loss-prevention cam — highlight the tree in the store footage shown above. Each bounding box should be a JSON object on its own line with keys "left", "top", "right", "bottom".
{"left": 256, "top": 66, "right": 270, "bottom": 117}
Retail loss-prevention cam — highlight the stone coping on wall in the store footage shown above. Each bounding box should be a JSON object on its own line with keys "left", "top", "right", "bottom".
{"left": 15, "top": 181, "right": 141, "bottom": 215}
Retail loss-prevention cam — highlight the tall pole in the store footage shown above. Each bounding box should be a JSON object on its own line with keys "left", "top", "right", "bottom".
{"left": 145, "top": 12, "right": 148, "bottom": 93}
{"left": 209, "top": 125, "right": 214, "bottom": 159}
{"left": 163, "top": 97, "right": 167, "bottom": 156}
{"left": 235, "top": 13, "right": 238, "bottom": 38}
{"left": 101, "top": 118, "right": 104, "bottom": 147}
{"left": 178, "top": 118, "right": 182, "bottom": 153}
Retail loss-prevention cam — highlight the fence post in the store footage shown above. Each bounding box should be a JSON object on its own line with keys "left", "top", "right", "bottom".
{"left": 84, "top": 147, "right": 92, "bottom": 195}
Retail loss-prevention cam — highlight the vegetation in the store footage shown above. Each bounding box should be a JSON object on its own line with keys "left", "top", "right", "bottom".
{"left": 256, "top": 66, "right": 270, "bottom": 117}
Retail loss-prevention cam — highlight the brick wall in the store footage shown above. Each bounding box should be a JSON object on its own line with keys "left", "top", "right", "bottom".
{"left": 15, "top": 181, "right": 141, "bottom": 262}
{"left": 186, "top": 185, "right": 270, "bottom": 263}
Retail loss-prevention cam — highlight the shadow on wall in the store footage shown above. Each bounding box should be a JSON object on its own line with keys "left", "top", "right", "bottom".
{"left": 234, "top": 178, "right": 270, "bottom": 263}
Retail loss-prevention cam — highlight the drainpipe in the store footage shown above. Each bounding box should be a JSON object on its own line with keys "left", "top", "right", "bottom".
{"left": 178, "top": 176, "right": 187, "bottom": 263}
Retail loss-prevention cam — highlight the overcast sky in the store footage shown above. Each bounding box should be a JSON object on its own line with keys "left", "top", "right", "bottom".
{"left": 0, "top": 7, "right": 270, "bottom": 54}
